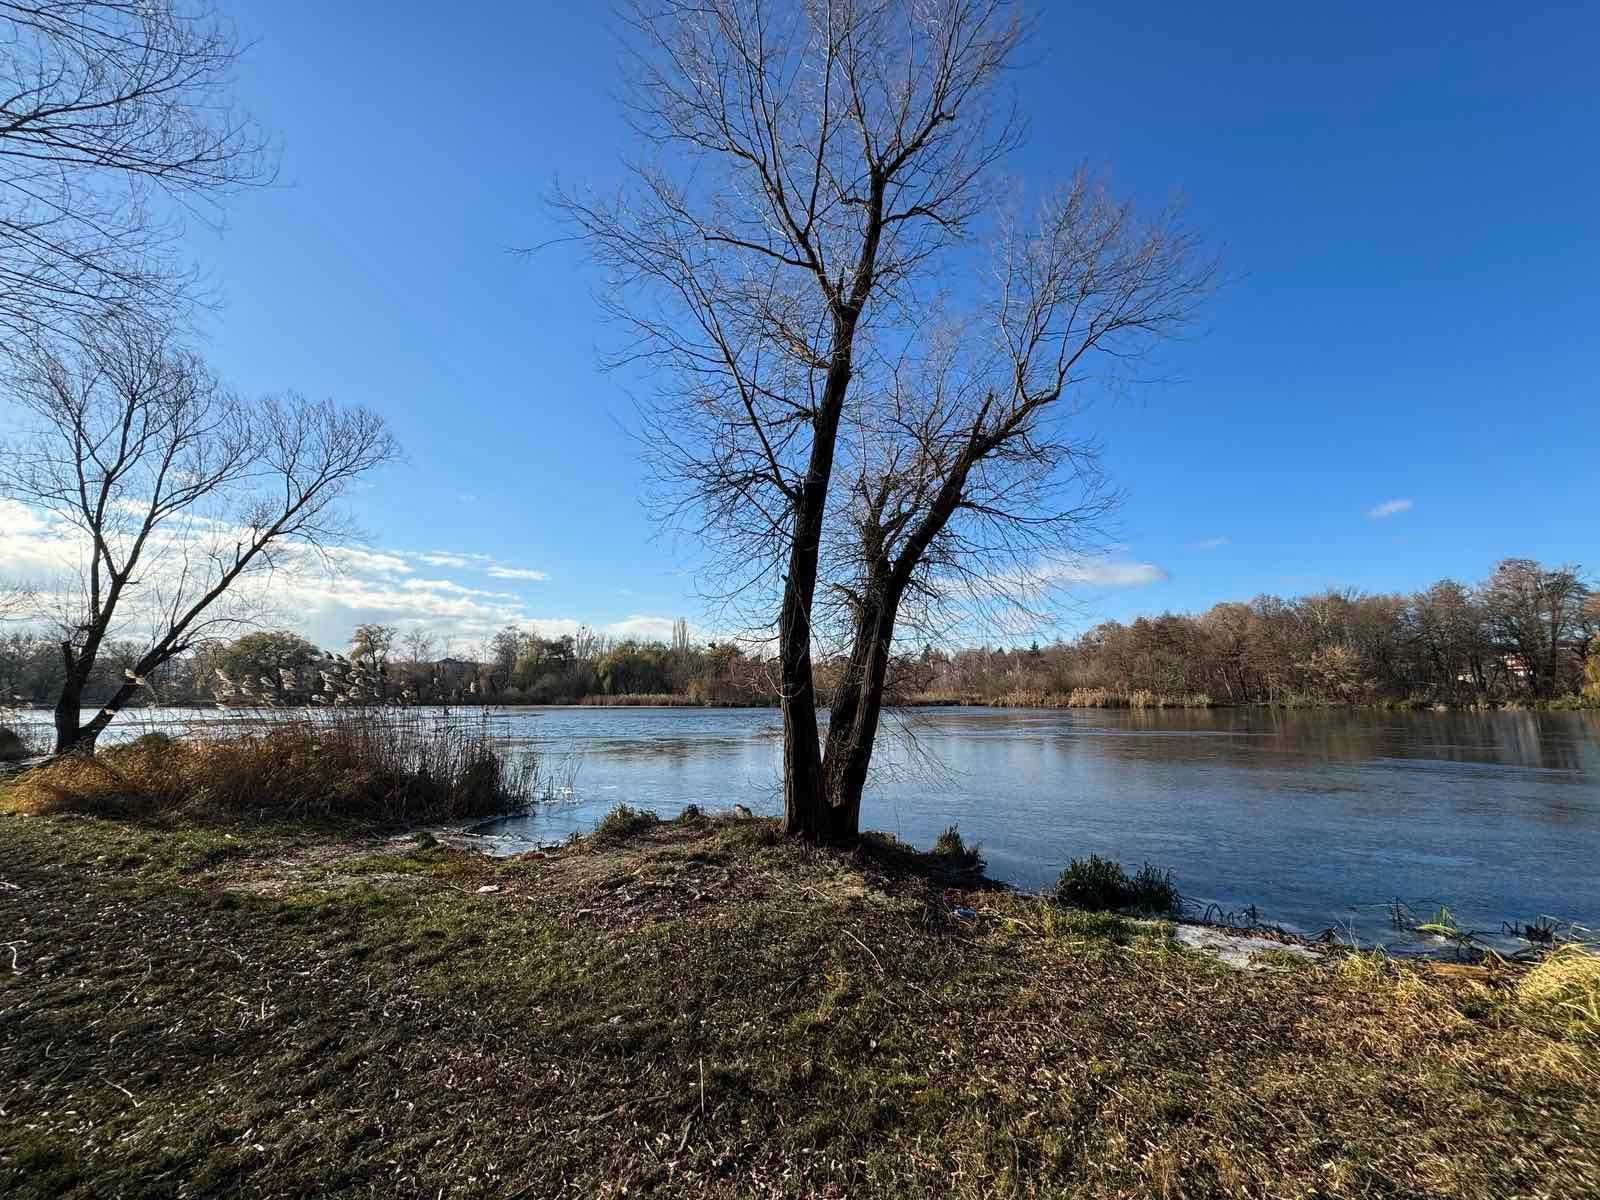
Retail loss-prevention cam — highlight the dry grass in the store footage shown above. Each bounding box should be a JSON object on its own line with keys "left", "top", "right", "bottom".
{"left": 986, "top": 688, "right": 1215, "bottom": 709}
{"left": 579, "top": 693, "right": 706, "bottom": 707}
{"left": 1519, "top": 945, "right": 1600, "bottom": 1036}
{"left": 1, "top": 806, "right": 1597, "bottom": 1198}
{"left": 4, "top": 710, "right": 535, "bottom": 826}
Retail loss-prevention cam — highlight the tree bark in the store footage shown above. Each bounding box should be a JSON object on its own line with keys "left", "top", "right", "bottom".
{"left": 52, "top": 670, "right": 90, "bottom": 755}
{"left": 779, "top": 309, "right": 863, "bottom": 838}
{"left": 819, "top": 585, "right": 899, "bottom": 843}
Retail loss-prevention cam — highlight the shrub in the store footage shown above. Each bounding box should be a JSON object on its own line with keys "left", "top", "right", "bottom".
{"left": 1056, "top": 854, "right": 1180, "bottom": 915}
{"left": 0, "top": 725, "right": 29, "bottom": 763}
{"left": 932, "top": 824, "right": 985, "bottom": 874}
{"left": 5, "top": 709, "right": 535, "bottom": 826}
{"left": 590, "top": 803, "right": 660, "bottom": 845}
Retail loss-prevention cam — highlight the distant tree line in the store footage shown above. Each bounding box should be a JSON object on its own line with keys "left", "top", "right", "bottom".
{"left": 6, "top": 559, "right": 1594, "bottom": 713}
{"left": 0, "top": 620, "right": 781, "bottom": 709}
{"left": 915, "top": 559, "right": 1599, "bottom": 709}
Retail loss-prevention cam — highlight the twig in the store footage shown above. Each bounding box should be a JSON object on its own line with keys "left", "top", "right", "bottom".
{"left": 100, "top": 1074, "right": 142, "bottom": 1108}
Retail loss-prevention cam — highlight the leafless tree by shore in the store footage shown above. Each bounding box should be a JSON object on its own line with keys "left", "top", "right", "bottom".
{"left": 0, "top": 319, "right": 397, "bottom": 753}
{"left": 557, "top": 0, "right": 1033, "bottom": 838}
{"left": 0, "top": 1, "right": 273, "bottom": 344}
{"left": 816, "top": 176, "right": 1212, "bottom": 836}
{"left": 558, "top": 0, "right": 1214, "bottom": 840}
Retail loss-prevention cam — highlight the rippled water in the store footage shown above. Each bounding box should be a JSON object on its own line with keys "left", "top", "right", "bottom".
{"left": 17, "top": 705, "right": 1600, "bottom": 948}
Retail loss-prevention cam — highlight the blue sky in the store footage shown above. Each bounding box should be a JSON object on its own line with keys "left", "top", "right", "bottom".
{"left": 41, "top": 0, "right": 1594, "bottom": 650}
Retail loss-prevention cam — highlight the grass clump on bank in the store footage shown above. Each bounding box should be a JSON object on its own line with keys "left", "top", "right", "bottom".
{"left": 933, "top": 823, "right": 985, "bottom": 874}
{"left": 4, "top": 710, "right": 534, "bottom": 826}
{"left": 1518, "top": 945, "right": 1600, "bottom": 1037}
{"left": 589, "top": 801, "right": 662, "bottom": 844}
{"left": 1055, "top": 853, "right": 1181, "bottom": 915}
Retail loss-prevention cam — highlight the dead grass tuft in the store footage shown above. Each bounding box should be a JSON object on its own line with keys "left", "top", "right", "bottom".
{"left": 1519, "top": 945, "right": 1600, "bottom": 1036}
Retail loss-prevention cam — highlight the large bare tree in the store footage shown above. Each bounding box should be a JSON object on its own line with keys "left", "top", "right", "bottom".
{"left": 0, "top": 319, "right": 397, "bottom": 752}
{"left": 558, "top": 0, "right": 1029, "bottom": 837}
{"left": 815, "top": 176, "right": 1212, "bottom": 836}
{"left": 0, "top": 1, "right": 271, "bottom": 344}
{"left": 561, "top": 1, "right": 1212, "bottom": 840}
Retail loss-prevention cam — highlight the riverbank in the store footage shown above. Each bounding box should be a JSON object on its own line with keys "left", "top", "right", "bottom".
{"left": 3, "top": 802, "right": 1596, "bottom": 1198}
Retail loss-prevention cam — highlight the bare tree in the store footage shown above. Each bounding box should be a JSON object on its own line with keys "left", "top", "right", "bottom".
{"left": 557, "top": 0, "right": 1029, "bottom": 838}
{"left": 0, "top": 319, "right": 397, "bottom": 752}
{"left": 400, "top": 628, "right": 437, "bottom": 667}
{"left": 1480, "top": 559, "right": 1591, "bottom": 700}
{"left": 0, "top": 1, "right": 272, "bottom": 344}
{"left": 815, "top": 176, "right": 1212, "bottom": 835}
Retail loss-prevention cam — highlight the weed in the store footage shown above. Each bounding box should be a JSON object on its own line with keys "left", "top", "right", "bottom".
{"left": 589, "top": 802, "right": 661, "bottom": 845}
{"left": 931, "top": 824, "right": 985, "bottom": 874}
{"left": 1055, "top": 854, "right": 1180, "bottom": 915}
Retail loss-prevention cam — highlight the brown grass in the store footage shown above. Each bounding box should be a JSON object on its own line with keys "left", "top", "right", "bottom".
{"left": 579, "top": 693, "right": 707, "bottom": 707}
{"left": 5, "top": 710, "right": 535, "bottom": 826}
{"left": 1, "top": 809, "right": 1597, "bottom": 1198}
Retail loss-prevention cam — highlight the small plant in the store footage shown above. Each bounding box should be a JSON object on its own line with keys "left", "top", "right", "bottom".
{"left": 1416, "top": 905, "right": 1460, "bottom": 938}
{"left": 1129, "top": 862, "right": 1181, "bottom": 915}
{"left": 932, "top": 824, "right": 985, "bottom": 874}
{"left": 1055, "top": 854, "right": 1179, "bottom": 916}
{"left": 1056, "top": 855, "right": 1131, "bottom": 910}
{"left": 590, "top": 803, "right": 660, "bottom": 845}
{"left": 1503, "top": 916, "right": 1561, "bottom": 945}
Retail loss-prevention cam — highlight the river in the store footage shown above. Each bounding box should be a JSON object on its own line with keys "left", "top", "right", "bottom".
{"left": 12, "top": 704, "right": 1599, "bottom": 949}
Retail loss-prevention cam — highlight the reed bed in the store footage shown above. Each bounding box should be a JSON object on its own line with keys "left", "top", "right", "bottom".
{"left": 578, "top": 693, "right": 705, "bottom": 707}
{"left": 5, "top": 708, "right": 536, "bottom": 825}
{"left": 985, "top": 687, "right": 1215, "bottom": 709}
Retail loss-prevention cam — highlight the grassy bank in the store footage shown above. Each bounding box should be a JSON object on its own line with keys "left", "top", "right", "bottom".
{"left": 2, "top": 798, "right": 1597, "bottom": 1198}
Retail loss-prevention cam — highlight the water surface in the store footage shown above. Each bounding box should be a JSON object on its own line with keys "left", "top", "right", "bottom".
{"left": 16, "top": 704, "right": 1599, "bottom": 949}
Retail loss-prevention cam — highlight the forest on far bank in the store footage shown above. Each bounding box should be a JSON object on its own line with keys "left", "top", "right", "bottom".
{"left": 4, "top": 558, "right": 1596, "bottom": 713}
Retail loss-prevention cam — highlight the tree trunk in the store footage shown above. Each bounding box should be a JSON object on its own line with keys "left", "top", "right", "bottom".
{"left": 778, "top": 316, "right": 859, "bottom": 839}
{"left": 818, "top": 588, "right": 898, "bottom": 844}
{"left": 52, "top": 671, "right": 90, "bottom": 755}
{"left": 778, "top": 581, "right": 826, "bottom": 836}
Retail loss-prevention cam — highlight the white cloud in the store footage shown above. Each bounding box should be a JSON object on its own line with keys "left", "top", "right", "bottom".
{"left": 1366, "top": 498, "right": 1414, "bottom": 519}
{"left": 486, "top": 565, "right": 549, "bottom": 582}
{"left": 1038, "top": 558, "right": 1168, "bottom": 588}
{"left": 1189, "top": 536, "right": 1229, "bottom": 551}
{"left": 319, "top": 546, "right": 413, "bottom": 575}
{"left": 605, "top": 614, "right": 690, "bottom": 641}
{"left": 411, "top": 551, "right": 476, "bottom": 569}
{"left": 0, "top": 499, "right": 695, "bottom": 655}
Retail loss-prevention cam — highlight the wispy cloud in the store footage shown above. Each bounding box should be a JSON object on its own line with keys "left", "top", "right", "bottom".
{"left": 486, "top": 565, "right": 549, "bottom": 582}
{"left": 1004, "top": 554, "right": 1169, "bottom": 592}
{"left": 411, "top": 551, "right": 478, "bottom": 569}
{"left": 1366, "top": 498, "right": 1414, "bottom": 519}
{"left": 1189, "top": 536, "right": 1229, "bottom": 551}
